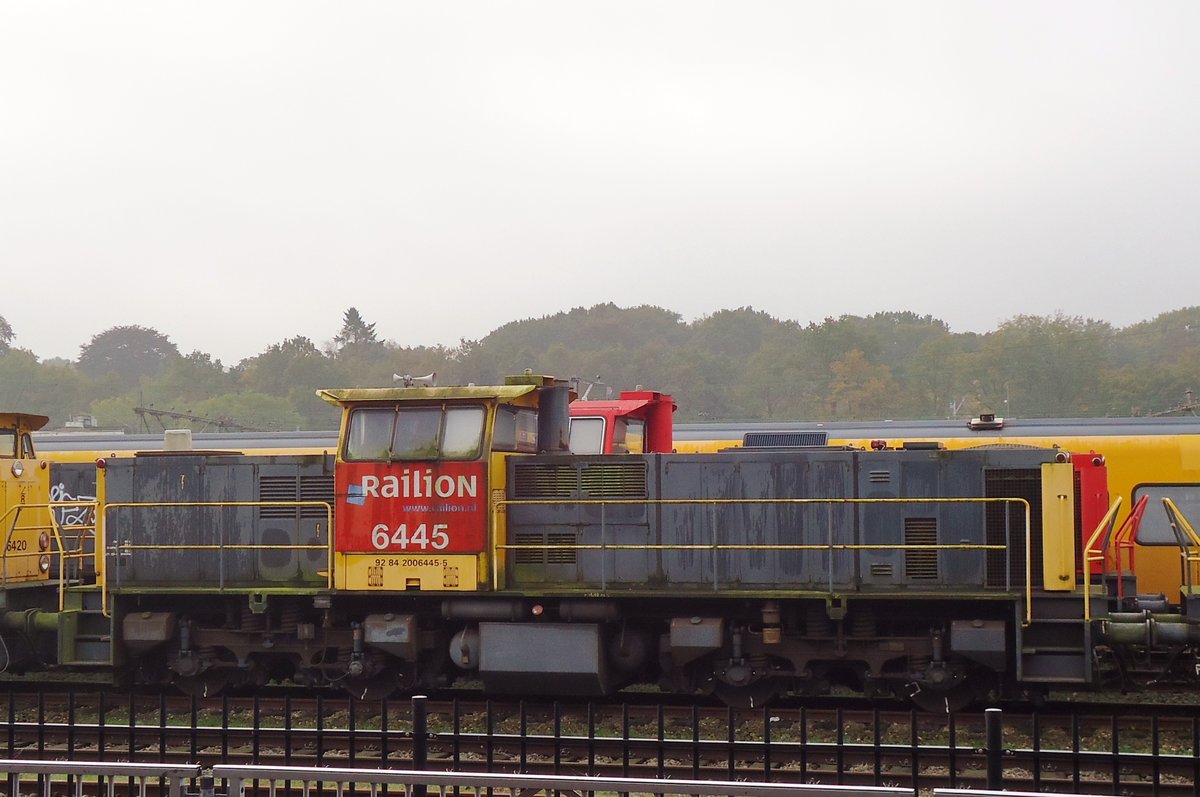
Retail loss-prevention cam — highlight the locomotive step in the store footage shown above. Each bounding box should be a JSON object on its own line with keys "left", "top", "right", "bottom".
{"left": 1020, "top": 651, "right": 1090, "bottom": 683}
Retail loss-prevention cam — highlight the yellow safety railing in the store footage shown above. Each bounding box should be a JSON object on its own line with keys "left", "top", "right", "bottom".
{"left": 494, "top": 496, "right": 1038, "bottom": 623}
{"left": 1, "top": 500, "right": 98, "bottom": 611}
{"left": 101, "top": 501, "right": 335, "bottom": 615}
{"left": 1081, "top": 496, "right": 1123, "bottom": 622}
{"left": 1162, "top": 497, "right": 1200, "bottom": 596}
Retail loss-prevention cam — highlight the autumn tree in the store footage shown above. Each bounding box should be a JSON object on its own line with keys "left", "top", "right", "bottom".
{"left": 828, "top": 349, "right": 899, "bottom": 418}
{"left": 77, "top": 325, "right": 180, "bottom": 381}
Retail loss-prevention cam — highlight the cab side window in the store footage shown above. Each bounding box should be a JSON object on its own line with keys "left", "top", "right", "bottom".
{"left": 1133, "top": 484, "right": 1200, "bottom": 545}
{"left": 0, "top": 431, "right": 16, "bottom": 459}
{"left": 569, "top": 417, "right": 605, "bottom": 454}
{"left": 494, "top": 406, "right": 538, "bottom": 453}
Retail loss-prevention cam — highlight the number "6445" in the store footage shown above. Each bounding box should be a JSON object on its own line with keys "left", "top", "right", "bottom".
{"left": 371, "top": 523, "right": 450, "bottom": 550}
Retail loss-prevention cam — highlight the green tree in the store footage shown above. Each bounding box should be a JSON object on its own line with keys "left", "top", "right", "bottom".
{"left": 191, "top": 393, "right": 305, "bottom": 431}
{"left": 0, "top": 314, "right": 13, "bottom": 352}
{"left": 78, "top": 325, "right": 180, "bottom": 381}
{"left": 88, "top": 396, "right": 140, "bottom": 429}
{"left": 236, "top": 337, "right": 350, "bottom": 428}
{"left": 236, "top": 337, "right": 326, "bottom": 395}
{"left": 0, "top": 349, "right": 93, "bottom": 425}
{"left": 142, "top": 351, "right": 236, "bottom": 405}
{"left": 967, "top": 313, "right": 1112, "bottom": 418}
{"left": 334, "top": 307, "right": 379, "bottom": 349}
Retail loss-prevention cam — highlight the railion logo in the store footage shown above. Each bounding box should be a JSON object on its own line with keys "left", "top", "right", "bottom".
{"left": 352, "top": 467, "right": 479, "bottom": 502}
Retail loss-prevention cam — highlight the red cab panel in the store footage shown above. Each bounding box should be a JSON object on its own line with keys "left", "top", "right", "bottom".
{"left": 336, "top": 461, "right": 487, "bottom": 553}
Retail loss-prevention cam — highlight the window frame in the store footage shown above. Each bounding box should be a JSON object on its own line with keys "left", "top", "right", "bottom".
{"left": 343, "top": 404, "right": 486, "bottom": 462}
{"left": 1132, "top": 482, "right": 1200, "bottom": 546}
{"left": 568, "top": 416, "right": 607, "bottom": 454}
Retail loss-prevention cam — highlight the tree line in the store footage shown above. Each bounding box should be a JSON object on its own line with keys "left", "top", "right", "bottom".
{"left": 1, "top": 304, "right": 1197, "bottom": 430}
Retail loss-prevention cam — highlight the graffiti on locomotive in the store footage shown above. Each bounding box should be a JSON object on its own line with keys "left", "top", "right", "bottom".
{"left": 337, "top": 461, "right": 486, "bottom": 553}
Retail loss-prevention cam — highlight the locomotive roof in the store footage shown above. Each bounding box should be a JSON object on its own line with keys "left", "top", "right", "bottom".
{"left": 0, "top": 412, "right": 50, "bottom": 431}
{"left": 316, "top": 384, "right": 541, "bottom": 406}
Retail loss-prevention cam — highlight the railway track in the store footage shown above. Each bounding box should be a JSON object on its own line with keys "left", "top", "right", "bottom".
{"left": 2, "top": 690, "right": 1198, "bottom": 796}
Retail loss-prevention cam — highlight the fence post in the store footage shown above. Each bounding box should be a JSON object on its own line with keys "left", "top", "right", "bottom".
{"left": 985, "top": 707, "right": 1003, "bottom": 790}
{"left": 412, "top": 695, "right": 428, "bottom": 797}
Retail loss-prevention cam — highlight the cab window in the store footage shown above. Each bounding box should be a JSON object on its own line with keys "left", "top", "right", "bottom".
{"left": 345, "top": 410, "right": 395, "bottom": 460}
{"left": 442, "top": 407, "right": 486, "bottom": 458}
{"left": 345, "top": 406, "right": 485, "bottom": 461}
{"left": 494, "top": 406, "right": 538, "bottom": 453}
{"left": 0, "top": 430, "right": 16, "bottom": 459}
{"left": 569, "top": 417, "right": 605, "bottom": 454}
{"left": 613, "top": 419, "right": 645, "bottom": 454}
{"left": 1133, "top": 484, "right": 1200, "bottom": 545}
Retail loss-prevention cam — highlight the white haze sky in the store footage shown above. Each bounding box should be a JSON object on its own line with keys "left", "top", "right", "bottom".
{"left": 2, "top": 2, "right": 1198, "bottom": 365}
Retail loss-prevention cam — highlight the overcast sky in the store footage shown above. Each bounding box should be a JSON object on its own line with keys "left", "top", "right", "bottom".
{"left": 3, "top": 2, "right": 1197, "bottom": 365}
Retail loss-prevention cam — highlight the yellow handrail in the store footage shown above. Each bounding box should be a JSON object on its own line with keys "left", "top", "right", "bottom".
{"left": 492, "top": 495, "right": 1035, "bottom": 621}
{"left": 102, "top": 501, "right": 335, "bottom": 596}
{"left": 1162, "top": 497, "right": 1200, "bottom": 594}
{"left": 1081, "top": 496, "right": 1123, "bottom": 621}
{"left": 0, "top": 500, "right": 97, "bottom": 611}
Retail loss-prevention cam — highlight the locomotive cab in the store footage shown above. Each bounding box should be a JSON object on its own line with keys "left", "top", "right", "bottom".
{"left": 318, "top": 373, "right": 573, "bottom": 593}
{"left": 0, "top": 413, "right": 54, "bottom": 584}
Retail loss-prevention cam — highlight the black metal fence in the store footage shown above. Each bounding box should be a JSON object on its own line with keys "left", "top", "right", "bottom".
{"left": 2, "top": 689, "right": 1197, "bottom": 796}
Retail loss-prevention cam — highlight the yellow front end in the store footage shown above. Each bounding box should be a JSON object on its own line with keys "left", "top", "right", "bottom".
{"left": 337, "top": 554, "right": 482, "bottom": 591}
{"left": 1, "top": 417, "right": 54, "bottom": 585}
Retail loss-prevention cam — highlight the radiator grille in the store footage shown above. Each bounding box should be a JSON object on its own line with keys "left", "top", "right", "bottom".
{"left": 904, "top": 517, "right": 938, "bottom": 580}
{"left": 512, "top": 462, "right": 648, "bottom": 500}
{"left": 511, "top": 531, "right": 577, "bottom": 565}
{"left": 512, "top": 532, "right": 544, "bottom": 564}
{"left": 259, "top": 475, "right": 335, "bottom": 519}
{"left": 511, "top": 463, "right": 577, "bottom": 499}
{"left": 985, "top": 468, "right": 1043, "bottom": 589}
{"left": 299, "top": 475, "right": 335, "bottom": 518}
{"left": 580, "top": 462, "right": 647, "bottom": 498}
{"left": 547, "top": 532, "right": 578, "bottom": 564}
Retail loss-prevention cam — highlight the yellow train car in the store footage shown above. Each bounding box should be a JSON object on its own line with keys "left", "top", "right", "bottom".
{"left": 675, "top": 416, "right": 1200, "bottom": 603}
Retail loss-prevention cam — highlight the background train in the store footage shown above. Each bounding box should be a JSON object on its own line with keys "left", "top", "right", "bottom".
{"left": 4, "top": 379, "right": 1200, "bottom": 709}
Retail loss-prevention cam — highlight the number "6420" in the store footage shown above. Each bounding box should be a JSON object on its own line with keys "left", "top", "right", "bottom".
{"left": 371, "top": 523, "right": 449, "bottom": 550}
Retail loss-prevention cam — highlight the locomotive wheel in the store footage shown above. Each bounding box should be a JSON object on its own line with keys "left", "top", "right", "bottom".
{"left": 344, "top": 668, "right": 408, "bottom": 701}
{"left": 174, "top": 671, "right": 233, "bottom": 698}
{"left": 713, "top": 678, "right": 783, "bottom": 709}
{"left": 908, "top": 681, "right": 975, "bottom": 714}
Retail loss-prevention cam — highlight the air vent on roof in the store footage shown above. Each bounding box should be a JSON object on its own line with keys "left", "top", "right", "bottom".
{"left": 742, "top": 431, "right": 829, "bottom": 448}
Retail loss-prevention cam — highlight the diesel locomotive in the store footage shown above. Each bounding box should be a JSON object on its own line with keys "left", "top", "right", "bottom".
{"left": 4, "top": 375, "right": 1200, "bottom": 708}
